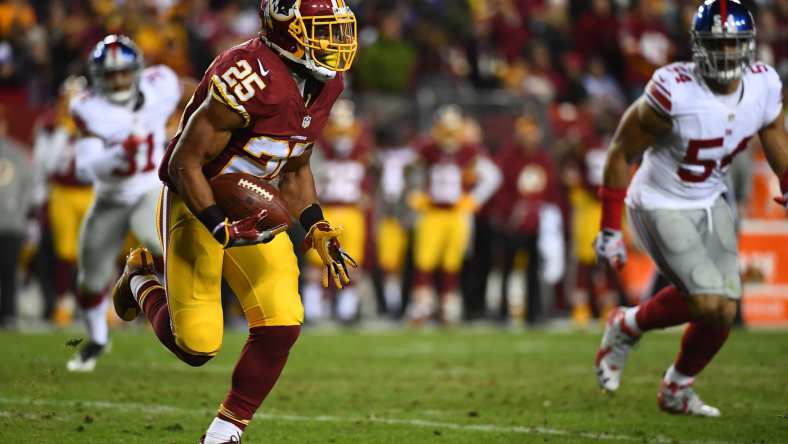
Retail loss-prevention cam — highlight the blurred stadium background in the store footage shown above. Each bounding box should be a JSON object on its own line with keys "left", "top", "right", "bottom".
{"left": 0, "top": 0, "right": 787, "bottom": 330}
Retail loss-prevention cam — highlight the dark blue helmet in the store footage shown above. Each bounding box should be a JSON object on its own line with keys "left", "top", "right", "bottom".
{"left": 88, "top": 35, "right": 143, "bottom": 104}
{"left": 691, "top": 0, "right": 756, "bottom": 84}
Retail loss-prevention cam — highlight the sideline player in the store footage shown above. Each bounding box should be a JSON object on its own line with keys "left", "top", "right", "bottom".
{"left": 594, "top": 0, "right": 788, "bottom": 416}
{"left": 111, "top": 1, "right": 358, "bottom": 442}
{"left": 303, "top": 99, "right": 369, "bottom": 323}
{"left": 407, "top": 105, "right": 501, "bottom": 325}
{"left": 67, "top": 35, "right": 187, "bottom": 371}
{"left": 32, "top": 76, "right": 92, "bottom": 325}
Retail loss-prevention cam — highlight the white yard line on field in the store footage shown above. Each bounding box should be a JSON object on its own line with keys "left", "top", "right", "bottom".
{"left": 0, "top": 397, "right": 733, "bottom": 444}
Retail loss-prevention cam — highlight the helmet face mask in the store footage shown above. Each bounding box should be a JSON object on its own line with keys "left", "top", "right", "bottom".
{"left": 102, "top": 68, "right": 138, "bottom": 103}
{"left": 89, "top": 35, "right": 143, "bottom": 105}
{"left": 262, "top": 0, "right": 358, "bottom": 80}
{"left": 691, "top": 0, "right": 756, "bottom": 86}
{"left": 431, "top": 105, "right": 465, "bottom": 153}
{"left": 324, "top": 99, "right": 359, "bottom": 155}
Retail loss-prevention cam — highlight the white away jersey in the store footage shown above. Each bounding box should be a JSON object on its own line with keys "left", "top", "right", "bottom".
{"left": 70, "top": 65, "right": 181, "bottom": 203}
{"left": 627, "top": 61, "right": 783, "bottom": 210}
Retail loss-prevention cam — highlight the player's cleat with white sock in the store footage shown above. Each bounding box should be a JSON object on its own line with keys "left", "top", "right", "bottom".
{"left": 66, "top": 340, "right": 108, "bottom": 372}
{"left": 200, "top": 417, "right": 243, "bottom": 443}
{"left": 658, "top": 380, "right": 720, "bottom": 417}
{"left": 595, "top": 307, "right": 640, "bottom": 392}
{"left": 199, "top": 434, "right": 241, "bottom": 444}
{"left": 112, "top": 246, "right": 157, "bottom": 321}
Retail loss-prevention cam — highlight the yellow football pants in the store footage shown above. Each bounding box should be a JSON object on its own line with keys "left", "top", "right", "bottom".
{"left": 306, "top": 205, "right": 366, "bottom": 267}
{"left": 376, "top": 217, "right": 407, "bottom": 273}
{"left": 157, "top": 187, "right": 303, "bottom": 356}
{"left": 48, "top": 184, "right": 93, "bottom": 262}
{"left": 570, "top": 187, "right": 602, "bottom": 265}
{"left": 413, "top": 208, "right": 471, "bottom": 273}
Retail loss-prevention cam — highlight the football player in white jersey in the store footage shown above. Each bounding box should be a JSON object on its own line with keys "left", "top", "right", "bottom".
{"left": 66, "top": 35, "right": 190, "bottom": 371}
{"left": 593, "top": 0, "right": 788, "bottom": 416}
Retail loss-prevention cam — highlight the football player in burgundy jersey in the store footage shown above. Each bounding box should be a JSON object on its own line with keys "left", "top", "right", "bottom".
{"left": 594, "top": 0, "right": 788, "bottom": 416}
{"left": 564, "top": 131, "right": 626, "bottom": 326}
{"left": 407, "top": 105, "right": 501, "bottom": 325}
{"left": 490, "top": 115, "right": 564, "bottom": 326}
{"left": 31, "top": 76, "right": 93, "bottom": 326}
{"left": 304, "top": 99, "right": 369, "bottom": 323}
{"left": 109, "top": 1, "right": 358, "bottom": 442}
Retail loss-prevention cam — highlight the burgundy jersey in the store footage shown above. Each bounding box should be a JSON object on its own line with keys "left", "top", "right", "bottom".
{"left": 416, "top": 141, "right": 481, "bottom": 206}
{"left": 159, "top": 38, "right": 344, "bottom": 187}
{"left": 493, "top": 142, "right": 559, "bottom": 234}
{"left": 316, "top": 132, "right": 372, "bottom": 205}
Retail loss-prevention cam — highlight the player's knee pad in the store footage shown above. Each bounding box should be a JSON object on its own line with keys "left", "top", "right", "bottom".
{"left": 175, "top": 323, "right": 223, "bottom": 357}
{"left": 689, "top": 262, "right": 724, "bottom": 293}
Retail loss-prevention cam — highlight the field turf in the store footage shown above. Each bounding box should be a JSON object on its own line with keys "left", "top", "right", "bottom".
{"left": 0, "top": 327, "right": 786, "bottom": 443}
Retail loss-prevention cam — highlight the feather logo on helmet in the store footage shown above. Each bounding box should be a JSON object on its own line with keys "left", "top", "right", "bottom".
{"left": 269, "top": 0, "right": 299, "bottom": 21}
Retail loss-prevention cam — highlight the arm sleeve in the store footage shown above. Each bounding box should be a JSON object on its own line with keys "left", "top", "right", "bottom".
{"left": 470, "top": 155, "right": 502, "bottom": 205}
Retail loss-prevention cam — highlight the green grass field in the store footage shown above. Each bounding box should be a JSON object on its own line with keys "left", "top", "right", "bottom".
{"left": 0, "top": 327, "right": 786, "bottom": 443}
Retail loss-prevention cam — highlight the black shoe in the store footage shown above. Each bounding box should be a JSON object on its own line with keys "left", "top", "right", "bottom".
{"left": 66, "top": 340, "right": 107, "bottom": 372}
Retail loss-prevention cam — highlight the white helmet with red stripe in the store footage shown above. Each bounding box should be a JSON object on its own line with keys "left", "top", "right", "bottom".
{"left": 88, "top": 34, "right": 144, "bottom": 104}
{"left": 259, "top": 0, "right": 357, "bottom": 81}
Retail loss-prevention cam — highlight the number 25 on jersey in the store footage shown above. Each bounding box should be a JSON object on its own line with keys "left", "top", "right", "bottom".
{"left": 221, "top": 60, "right": 266, "bottom": 102}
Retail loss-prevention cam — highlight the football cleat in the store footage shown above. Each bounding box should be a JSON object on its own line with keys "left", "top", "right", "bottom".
{"left": 199, "top": 434, "right": 241, "bottom": 444}
{"left": 66, "top": 340, "right": 108, "bottom": 372}
{"left": 112, "top": 246, "right": 157, "bottom": 321}
{"left": 658, "top": 380, "right": 721, "bottom": 417}
{"left": 595, "top": 307, "right": 640, "bottom": 392}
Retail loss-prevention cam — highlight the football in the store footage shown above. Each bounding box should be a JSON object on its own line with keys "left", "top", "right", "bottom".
{"left": 210, "top": 172, "right": 292, "bottom": 231}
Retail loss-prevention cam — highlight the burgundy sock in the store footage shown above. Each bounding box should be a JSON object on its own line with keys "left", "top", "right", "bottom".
{"left": 218, "top": 326, "right": 301, "bottom": 429}
{"left": 413, "top": 270, "right": 431, "bottom": 288}
{"left": 674, "top": 321, "right": 730, "bottom": 377}
{"left": 442, "top": 273, "right": 459, "bottom": 292}
{"left": 634, "top": 285, "right": 694, "bottom": 331}
{"left": 76, "top": 289, "right": 104, "bottom": 309}
{"left": 55, "top": 261, "right": 75, "bottom": 298}
{"left": 139, "top": 284, "right": 211, "bottom": 367}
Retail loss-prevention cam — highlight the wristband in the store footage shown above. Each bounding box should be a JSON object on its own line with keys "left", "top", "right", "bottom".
{"left": 299, "top": 203, "right": 325, "bottom": 232}
{"left": 197, "top": 204, "right": 227, "bottom": 239}
{"left": 598, "top": 186, "right": 627, "bottom": 231}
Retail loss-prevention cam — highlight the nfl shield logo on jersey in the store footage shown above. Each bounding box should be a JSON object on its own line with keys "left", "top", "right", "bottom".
{"left": 302, "top": 116, "right": 312, "bottom": 128}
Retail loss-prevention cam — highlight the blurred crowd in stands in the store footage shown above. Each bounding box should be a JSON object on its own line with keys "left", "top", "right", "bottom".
{"left": 0, "top": 0, "right": 786, "bottom": 329}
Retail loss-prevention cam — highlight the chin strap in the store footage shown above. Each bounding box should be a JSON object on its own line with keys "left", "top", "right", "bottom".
{"left": 260, "top": 35, "right": 336, "bottom": 81}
